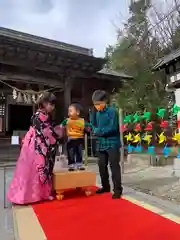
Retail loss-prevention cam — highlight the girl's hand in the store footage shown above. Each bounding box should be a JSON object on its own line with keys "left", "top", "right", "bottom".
{"left": 54, "top": 125, "right": 65, "bottom": 138}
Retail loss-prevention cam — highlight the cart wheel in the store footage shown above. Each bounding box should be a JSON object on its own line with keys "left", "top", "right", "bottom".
{"left": 56, "top": 194, "right": 64, "bottom": 200}
{"left": 85, "top": 190, "right": 92, "bottom": 196}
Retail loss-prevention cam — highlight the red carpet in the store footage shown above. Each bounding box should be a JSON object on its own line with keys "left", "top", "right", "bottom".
{"left": 33, "top": 189, "right": 180, "bottom": 240}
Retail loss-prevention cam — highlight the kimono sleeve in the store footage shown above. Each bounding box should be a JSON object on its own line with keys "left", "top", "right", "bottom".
{"left": 31, "top": 112, "right": 42, "bottom": 131}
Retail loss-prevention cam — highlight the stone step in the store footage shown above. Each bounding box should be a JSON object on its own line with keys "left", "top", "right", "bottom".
{"left": 0, "top": 144, "right": 20, "bottom": 161}
{"left": 0, "top": 147, "right": 20, "bottom": 152}
{"left": 0, "top": 138, "right": 11, "bottom": 145}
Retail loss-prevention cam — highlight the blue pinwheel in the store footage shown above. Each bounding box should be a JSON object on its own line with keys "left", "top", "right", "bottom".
{"left": 127, "top": 144, "right": 134, "bottom": 153}
{"left": 147, "top": 146, "right": 155, "bottom": 155}
{"left": 134, "top": 145, "right": 142, "bottom": 153}
{"left": 163, "top": 145, "right": 171, "bottom": 158}
{"left": 177, "top": 149, "right": 180, "bottom": 159}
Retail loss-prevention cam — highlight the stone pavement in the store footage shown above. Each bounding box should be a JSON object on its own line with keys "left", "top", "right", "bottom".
{"left": 1, "top": 162, "right": 180, "bottom": 239}
{"left": 0, "top": 166, "right": 14, "bottom": 240}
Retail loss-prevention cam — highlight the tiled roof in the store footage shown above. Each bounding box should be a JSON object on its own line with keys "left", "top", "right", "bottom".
{"left": 0, "top": 27, "right": 132, "bottom": 80}
{"left": 152, "top": 48, "right": 180, "bottom": 71}
{"left": 98, "top": 68, "right": 133, "bottom": 79}
{"left": 0, "top": 26, "right": 93, "bottom": 56}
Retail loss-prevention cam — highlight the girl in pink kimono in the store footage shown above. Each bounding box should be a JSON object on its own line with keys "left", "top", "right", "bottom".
{"left": 7, "top": 92, "right": 61, "bottom": 204}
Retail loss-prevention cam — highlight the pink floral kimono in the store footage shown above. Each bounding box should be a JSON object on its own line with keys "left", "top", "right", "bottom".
{"left": 7, "top": 110, "right": 62, "bottom": 204}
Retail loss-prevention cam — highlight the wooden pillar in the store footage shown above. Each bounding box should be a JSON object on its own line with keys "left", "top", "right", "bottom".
{"left": 64, "top": 78, "right": 72, "bottom": 116}
{"left": 81, "top": 80, "right": 88, "bottom": 119}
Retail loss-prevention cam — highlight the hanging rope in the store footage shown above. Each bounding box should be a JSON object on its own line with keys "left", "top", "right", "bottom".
{"left": 0, "top": 77, "right": 63, "bottom": 104}
{"left": 0, "top": 78, "right": 61, "bottom": 94}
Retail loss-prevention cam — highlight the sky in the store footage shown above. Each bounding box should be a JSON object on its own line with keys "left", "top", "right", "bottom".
{"left": 0, "top": 0, "right": 130, "bottom": 57}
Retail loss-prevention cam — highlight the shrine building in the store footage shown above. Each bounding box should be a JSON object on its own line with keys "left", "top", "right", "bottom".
{"left": 0, "top": 27, "right": 132, "bottom": 139}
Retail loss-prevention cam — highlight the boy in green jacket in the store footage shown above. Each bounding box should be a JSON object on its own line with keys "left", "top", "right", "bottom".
{"left": 90, "top": 90, "right": 123, "bottom": 199}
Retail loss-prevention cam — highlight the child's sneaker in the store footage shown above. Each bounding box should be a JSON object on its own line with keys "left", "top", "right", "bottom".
{"left": 68, "top": 164, "right": 75, "bottom": 171}
{"left": 76, "top": 163, "right": 85, "bottom": 171}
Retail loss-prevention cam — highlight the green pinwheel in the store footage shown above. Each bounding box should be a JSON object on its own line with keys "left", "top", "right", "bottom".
{"left": 123, "top": 114, "right": 132, "bottom": 123}
{"left": 133, "top": 112, "right": 141, "bottom": 123}
{"left": 172, "top": 104, "right": 180, "bottom": 116}
{"left": 156, "top": 108, "right": 166, "bottom": 118}
{"left": 142, "top": 111, "right": 151, "bottom": 121}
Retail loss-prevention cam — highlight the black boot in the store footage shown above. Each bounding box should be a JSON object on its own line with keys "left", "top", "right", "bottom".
{"left": 112, "top": 192, "right": 122, "bottom": 199}
{"left": 112, "top": 187, "right": 123, "bottom": 199}
{"left": 96, "top": 187, "right": 110, "bottom": 194}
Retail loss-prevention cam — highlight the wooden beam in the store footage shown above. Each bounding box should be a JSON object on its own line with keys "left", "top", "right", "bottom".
{"left": 1, "top": 42, "right": 105, "bottom": 69}
{"left": 1, "top": 55, "right": 65, "bottom": 74}
{"left": 36, "top": 52, "right": 47, "bottom": 63}
{"left": 27, "top": 49, "right": 38, "bottom": 61}
{"left": 46, "top": 53, "right": 57, "bottom": 64}
{"left": 0, "top": 42, "right": 106, "bottom": 76}
{"left": 0, "top": 72, "right": 64, "bottom": 88}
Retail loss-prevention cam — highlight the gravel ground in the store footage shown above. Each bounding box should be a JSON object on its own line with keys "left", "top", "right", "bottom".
{"left": 123, "top": 154, "right": 180, "bottom": 203}
{"left": 87, "top": 154, "right": 180, "bottom": 204}
{"left": 0, "top": 167, "right": 15, "bottom": 240}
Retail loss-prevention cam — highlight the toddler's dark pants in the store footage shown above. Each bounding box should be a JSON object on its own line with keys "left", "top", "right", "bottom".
{"left": 66, "top": 138, "right": 83, "bottom": 165}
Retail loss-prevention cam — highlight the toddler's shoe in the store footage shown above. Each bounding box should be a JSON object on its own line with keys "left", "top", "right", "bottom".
{"left": 76, "top": 163, "right": 85, "bottom": 170}
{"left": 68, "top": 164, "right": 75, "bottom": 171}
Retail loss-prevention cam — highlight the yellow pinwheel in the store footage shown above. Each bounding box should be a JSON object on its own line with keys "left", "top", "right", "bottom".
{"left": 143, "top": 133, "right": 152, "bottom": 145}
{"left": 124, "top": 132, "right": 133, "bottom": 142}
{"left": 158, "top": 132, "right": 166, "bottom": 144}
{"left": 133, "top": 134, "right": 141, "bottom": 143}
{"left": 172, "top": 131, "right": 180, "bottom": 144}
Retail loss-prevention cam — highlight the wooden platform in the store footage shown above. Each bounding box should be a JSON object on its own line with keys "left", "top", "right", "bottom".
{"left": 12, "top": 205, "right": 47, "bottom": 240}
{"left": 53, "top": 170, "right": 96, "bottom": 200}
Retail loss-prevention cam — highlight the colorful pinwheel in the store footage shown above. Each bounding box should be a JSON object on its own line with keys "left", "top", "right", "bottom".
{"left": 142, "top": 133, "right": 152, "bottom": 145}
{"left": 158, "top": 132, "right": 166, "bottom": 144}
